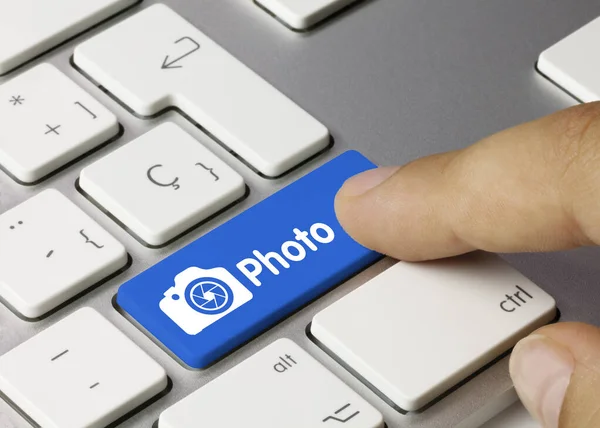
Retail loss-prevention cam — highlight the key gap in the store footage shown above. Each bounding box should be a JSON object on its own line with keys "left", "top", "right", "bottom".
{"left": 0, "top": 377, "right": 173, "bottom": 428}
{"left": 0, "top": 254, "right": 132, "bottom": 322}
{"left": 0, "top": 124, "right": 124, "bottom": 187}
{"left": 76, "top": 178, "right": 251, "bottom": 249}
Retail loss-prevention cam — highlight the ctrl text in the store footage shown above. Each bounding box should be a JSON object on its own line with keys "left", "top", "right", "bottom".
{"left": 500, "top": 285, "right": 534, "bottom": 313}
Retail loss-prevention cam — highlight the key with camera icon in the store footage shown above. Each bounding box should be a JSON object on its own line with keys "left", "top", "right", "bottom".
{"left": 117, "top": 151, "right": 382, "bottom": 369}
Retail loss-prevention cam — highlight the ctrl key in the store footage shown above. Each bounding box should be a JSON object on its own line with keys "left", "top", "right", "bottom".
{"left": 311, "top": 253, "right": 557, "bottom": 412}
{"left": 159, "top": 339, "right": 384, "bottom": 428}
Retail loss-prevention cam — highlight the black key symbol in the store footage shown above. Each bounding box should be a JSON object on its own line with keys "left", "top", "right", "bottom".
{"left": 75, "top": 102, "right": 97, "bottom": 119}
{"left": 161, "top": 37, "right": 200, "bottom": 70}
{"left": 322, "top": 403, "right": 360, "bottom": 423}
{"left": 45, "top": 124, "right": 61, "bottom": 135}
{"left": 196, "top": 162, "right": 219, "bottom": 181}
{"left": 80, "top": 229, "right": 104, "bottom": 249}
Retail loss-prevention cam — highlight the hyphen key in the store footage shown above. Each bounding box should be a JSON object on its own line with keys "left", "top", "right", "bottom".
{"left": 117, "top": 151, "right": 382, "bottom": 369}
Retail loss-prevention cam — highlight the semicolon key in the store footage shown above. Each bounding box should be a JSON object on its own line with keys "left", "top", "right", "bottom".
{"left": 0, "top": 190, "right": 127, "bottom": 318}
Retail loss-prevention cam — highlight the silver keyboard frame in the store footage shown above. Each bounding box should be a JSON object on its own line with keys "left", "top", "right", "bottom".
{"left": 2, "top": 1, "right": 600, "bottom": 427}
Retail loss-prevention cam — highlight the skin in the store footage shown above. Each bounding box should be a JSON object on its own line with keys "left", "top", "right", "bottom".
{"left": 335, "top": 102, "right": 600, "bottom": 428}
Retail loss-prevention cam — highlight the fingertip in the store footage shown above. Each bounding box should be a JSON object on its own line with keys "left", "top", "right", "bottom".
{"left": 334, "top": 166, "right": 401, "bottom": 256}
{"left": 337, "top": 166, "right": 400, "bottom": 198}
{"left": 510, "top": 334, "right": 574, "bottom": 428}
{"left": 334, "top": 156, "right": 473, "bottom": 261}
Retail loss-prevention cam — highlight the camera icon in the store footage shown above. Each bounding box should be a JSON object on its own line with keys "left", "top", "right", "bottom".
{"left": 159, "top": 266, "right": 253, "bottom": 335}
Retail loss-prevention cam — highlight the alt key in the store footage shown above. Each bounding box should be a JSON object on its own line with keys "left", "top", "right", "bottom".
{"left": 159, "top": 339, "right": 384, "bottom": 428}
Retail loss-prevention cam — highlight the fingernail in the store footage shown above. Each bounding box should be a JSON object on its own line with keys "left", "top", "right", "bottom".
{"left": 339, "top": 166, "right": 400, "bottom": 197}
{"left": 510, "top": 334, "right": 575, "bottom": 428}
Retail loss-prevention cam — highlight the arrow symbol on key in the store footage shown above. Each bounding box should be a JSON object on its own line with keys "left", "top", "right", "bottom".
{"left": 161, "top": 37, "right": 200, "bottom": 70}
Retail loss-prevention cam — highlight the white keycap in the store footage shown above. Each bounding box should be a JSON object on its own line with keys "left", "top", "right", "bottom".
{"left": 80, "top": 122, "right": 246, "bottom": 246}
{"left": 538, "top": 17, "right": 600, "bottom": 102}
{"left": 257, "top": 0, "right": 360, "bottom": 30}
{"left": 159, "top": 339, "right": 384, "bottom": 428}
{"left": 0, "top": 0, "right": 138, "bottom": 75}
{"left": 0, "top": 190, "right": 127, "bottom": 318}
{"left": 74, "top": 4, "right": 330, "bottom": 177}
{"left": 0, "top": 308, "right": 168, "bottom": 428}
{"left": 311, "top": 253, "right": 557, "bottom": 412}
{"left": 0, "top": 64, "right": 119, "bottom": 183}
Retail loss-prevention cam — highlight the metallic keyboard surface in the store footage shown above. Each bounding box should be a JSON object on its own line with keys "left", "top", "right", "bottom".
{"left": 1, "top": 1, "right": 599, "bottom": 427}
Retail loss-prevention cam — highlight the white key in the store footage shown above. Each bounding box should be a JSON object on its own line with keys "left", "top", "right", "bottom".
{"left": 74, "top": 4, "right": 330, "bottom": 177}
{"left": 0, "top": 0, "right": 138, "bottom": 75}
{"left": 0, "top": 190, "right": 127, "bottom": 318}
{"left": 159, "top": 339, "right": 384, "bottom": 428}
{"left": 0, "top": 308, "right": 168, "bottom": 428}
{"left": 0, "top": 64, "right": 119, "bottom": 183}
{"left": 80, "top": 122, "right": 246, "bottom": 246}
{"left": 257, "top": 0, "right": 360, "bottom": 30}
{"left": 311, "top": 253, "right": 557, "bottom": 412}
{"left": 538, "top": 17, "right": 600, "bottom": 102}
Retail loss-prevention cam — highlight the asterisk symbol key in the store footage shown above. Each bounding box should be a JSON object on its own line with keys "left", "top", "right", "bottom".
{"left": 9, "top": 95, "right": 24, "bottom": 106}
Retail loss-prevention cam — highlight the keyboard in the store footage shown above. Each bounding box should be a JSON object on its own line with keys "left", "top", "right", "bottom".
{"left": 0, "top": 1, "right": 598, "bottom": 427}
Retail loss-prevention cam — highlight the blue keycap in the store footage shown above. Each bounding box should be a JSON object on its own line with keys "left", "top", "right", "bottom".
{"left": 117, "top": 151, "right": 382, "bottom": 369}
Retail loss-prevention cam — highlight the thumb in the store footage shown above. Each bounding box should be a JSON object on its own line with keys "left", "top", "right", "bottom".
{"left": 510, "top": 323, "right": 600, "bottom": 428}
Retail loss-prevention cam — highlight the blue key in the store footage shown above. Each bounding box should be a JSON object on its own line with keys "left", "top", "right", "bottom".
{"left": 117, "top": 151, "right": 382, "bottom": 369}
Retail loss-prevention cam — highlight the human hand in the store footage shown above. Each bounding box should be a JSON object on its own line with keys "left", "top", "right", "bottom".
{"left": 335, "top": 102, "right": 600, "bottom": 428}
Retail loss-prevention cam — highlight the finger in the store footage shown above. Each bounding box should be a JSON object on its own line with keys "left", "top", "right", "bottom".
{"left": 510, "top": 323, "right": 600, "bottom": 428}
{"left": 335, "top": 102, "right": 600, "bottom": 261}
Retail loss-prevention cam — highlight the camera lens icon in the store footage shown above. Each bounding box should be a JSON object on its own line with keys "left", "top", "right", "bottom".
{"left": 184, "top": 277, "right": 234, "bottom": 315}
{"left": 160, "top": 266, "right": 254, "bottom": 336}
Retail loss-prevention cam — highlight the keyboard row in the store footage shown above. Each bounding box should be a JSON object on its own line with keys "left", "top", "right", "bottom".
{"left": 0, "top": 246, "right": 556, "bottom": 427}
{"left": 0, "top": 308, "right": 384, "bottom": 428}
{"left": 3, "top": 0, "right": 599, "bottom": 186}
{"left": 0, "top": 0, "right": 362, "bottom": 77}
{"left": 1, "top": 4, "right": 330, "bottom": 185}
